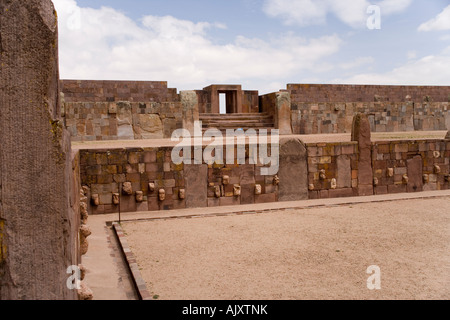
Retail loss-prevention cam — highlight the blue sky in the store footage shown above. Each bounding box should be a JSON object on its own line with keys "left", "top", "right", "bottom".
{"left": 53, "top": 0, "right": 450, "bottom": 93}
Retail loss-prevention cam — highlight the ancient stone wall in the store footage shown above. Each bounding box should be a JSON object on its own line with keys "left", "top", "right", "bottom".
{"left": 61, "top": 80, "right": 178, "bottom": 103}
{"left": 79, "top": 143, "right": 281, "bottom": 214}
{"left": 64, "top": 101, "right": 183, "bottom": 141}
{"left": 79, "top": 135, "right": 449, "bottom": 215}
{"left": 289, "top": 84, "right": 450, "bottom": 134}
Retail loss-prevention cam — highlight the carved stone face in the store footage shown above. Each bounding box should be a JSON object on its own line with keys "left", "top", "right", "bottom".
{"left": 122, "top": 182, "right": 133, "bottom": 195}
{"left": 179, "top": 189, "right": 185, "bottom": 200}
{"left": 434, "top": 165, "right": 441, "bottom": 174}
{"left": 233, "top": 185, "right": 241, "bottom": 196}
{"left": 255, "top": 184, "right": 262, "bottom": 195}
{"left": 91, "top": 194, "right": 99, "bottom": 206}
{"left": 148, "top": 182, "right": 155, "bottom": 193}
{"left": 112, "top": 193, "right": 120, "bottom": 205}
{"left": 423, "top": 174, "right": 429, "bottom": 184}
{"left": 135, "top": 191, "right": 144, "bottom": 203}
{"left": 158, "top": 189, "right": 166, "bottom": 201}
{"left": 373, "top": 177, "right": 379, "bottom": 186}
{"left": 214, "top": 186, "right": 221, "bottom": 198}
{"left": 222, "top": 175, "right": 230, "bottom": 185}
{"left": 319, "top": 169, "right": 326, "bottom": 180}
{"left": 273, "top": 175, "right": 280, "bottom": 186}
{"left": 330, "top": 178, "right": 337, "bottom": 190}
{"left": 387, "top": 168, "right": 394, "bottom": 177}
{"left": 309, "top": 184, "right": 315, "bottom": 191}
{"left": 402, "top": 174, "right": 409, "bottom": 184}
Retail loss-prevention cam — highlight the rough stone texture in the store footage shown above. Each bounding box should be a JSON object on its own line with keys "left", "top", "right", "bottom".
{"left": 180, "top": 91, "right": 199, "bottom": 135}
{"left": 0, "top": 0, "right": 79, "bottom": 299}
{"left": 352, "top": 114, "right": 374, "bottom": 196}
{"left": 446, "top": 131, "right": 450, "bottom": 140}
{"left": 184, "top": 164, "right": 208, "bottom": 208}
{"left": 136, "top": 114, "right": 163, "bottom": 139}
{"left": 278, "top": 139, "right": 308, "bottom": 201}
{"left": 276, "top": 92, "right": 292, "bottom": 135}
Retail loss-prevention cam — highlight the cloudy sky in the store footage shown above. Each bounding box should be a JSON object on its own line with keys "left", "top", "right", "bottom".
{"left": 53, "top": 0, "right": 450, "bottom": 94}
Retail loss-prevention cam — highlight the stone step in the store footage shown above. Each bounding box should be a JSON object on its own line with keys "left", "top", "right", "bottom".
{"left": 202, "top": 122, "right": 275, "bottom": 128}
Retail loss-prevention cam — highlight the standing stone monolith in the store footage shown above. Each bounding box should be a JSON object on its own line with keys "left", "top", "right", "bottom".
{"left": 0, "top": 0, "right": 79, "bottom": 299}
{"left": 278, "top": 138, "right": 308, "bottom": 201}
{"left": 351, "top": 114, "right": 374, "bottom": 196}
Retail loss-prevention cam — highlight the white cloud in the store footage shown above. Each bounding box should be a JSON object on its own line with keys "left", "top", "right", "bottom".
{"left": 418, "top": 5, "right": 450, "bottom": 31}
{"left": 339, "top": 56, "right": 374, "bottom": 70}
{"left": 263, "top": 0, "right": 412, "bottom": 28}
{"left": 333, "top": 48, "right": 450, "bottom": 85}
{"left": 53, "top": 0, "right": 342, "bottom": 93}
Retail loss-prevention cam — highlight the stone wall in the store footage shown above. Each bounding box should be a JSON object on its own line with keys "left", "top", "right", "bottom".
{"left": 289, "top": 84, "right": 450, "bottom": 134}
{"left": 372, "top": 140, "right": 450, "bottom": 194}
{"left": 79, "top": 136, "right": 449, "bottom": 215}
{"left": 80, "top": 143, "right": 281, "bottom": 214}
{"left": 64, "top": 101, "right": 183, "bottom": 141}
{"left": 61, "top": 80, "right": 178, "bottom": 103}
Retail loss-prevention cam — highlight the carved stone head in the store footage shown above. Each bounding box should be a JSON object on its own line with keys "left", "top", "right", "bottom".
{"left": 179, "top": 189, "right": 186, "bottom": 200}
{"left": 233, "top": 185, "right": 241, "bottom": 196}
{"left": 135, "top": 191, "right": 144, "bottom": 203}
{"left": 158, "top": 189, "right": 166, "bottom": 201}
{"left": 255, "top": 184, "right": 262, "bottom": 195}
{"left": 148, "top": 182, "right": 155, "bottom": 193}
{"left": 112, "top": 193, "right": 120, "bottom": 205}
{"left": 222, "top": 175, "right": 230, "bottom": 185}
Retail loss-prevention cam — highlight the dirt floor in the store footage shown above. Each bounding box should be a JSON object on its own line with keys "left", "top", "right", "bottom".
{"left": 122, "top": 197, "right": 450, "bottom": 300}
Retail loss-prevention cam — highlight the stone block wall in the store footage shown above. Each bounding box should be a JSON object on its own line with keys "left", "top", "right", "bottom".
{"left": 307, "top": 142, "right": 359, "bottom": 199}
{"left": 61, "top": 80, "right": 178, "bottom": 103}
{"left": 64, "top": 101, "right": 183, "bottom": 141}
{"left": 289, "top": 84, "right": 450, "bottom": 134}
{"left": 372, "top": 140, "right": 450, "bottom": 194}
{"left": 80, "top": 144, "right": 280, "bottom": 214}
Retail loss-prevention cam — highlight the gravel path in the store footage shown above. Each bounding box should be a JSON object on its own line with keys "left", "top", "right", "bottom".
{"left": 122, "top": 197, "right": 450, "bottom": 300}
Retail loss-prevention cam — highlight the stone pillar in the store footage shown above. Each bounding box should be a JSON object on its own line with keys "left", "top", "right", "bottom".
{"left": 180, "top": 91, "right": 199, "bottom": 136}
{"left": 278, "top": 138, "right": 308, "bottom": 201}
{"left": 351, "top": 114, "right": 374, "bottom": 196}
{"left": 275, "top": 92, "right": 293, "bottom": 135}
{"left": 0, "top": 0, "right": 79, "bottom": 299}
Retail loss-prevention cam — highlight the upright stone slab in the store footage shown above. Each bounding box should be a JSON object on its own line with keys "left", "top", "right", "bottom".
{"left": 181, "top": 91, "right": 199, "bottom": 136}
{"left": 276, "top": 92, "right": 293, "bottom": 135}
{"left": 184, "top": 164, "right": 208, "bottom": 208}
{"left": 278, "top": 138, "right": 308, "bottom": 201}
{"left": 406, "top": 156, "right": 423, "bottom": 193}
{"left": 0, "top": 0, "right": 78, "bottom": 299}
{"left": 351, "top": 114, "right": 374, "bottom": 196}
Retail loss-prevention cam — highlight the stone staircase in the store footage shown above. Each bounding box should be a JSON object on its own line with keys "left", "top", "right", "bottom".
{"left": 199, "top": 113, "right": 275, "bottom": 133}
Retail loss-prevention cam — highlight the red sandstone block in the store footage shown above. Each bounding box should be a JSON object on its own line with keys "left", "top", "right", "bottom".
{"left": 254, "top": 193, "right": 276, "bottom": 204}
{"left": 319, "top": 190, "right": 329, "bottom": 199}
{"left": 328, "top": 188, "right": 354, "bottom": 198}
{"left": 388, "top": 184, "right": 406, "bottom": 194}
{"left": 374, "top": 186, "right": 388, "bottom": 195}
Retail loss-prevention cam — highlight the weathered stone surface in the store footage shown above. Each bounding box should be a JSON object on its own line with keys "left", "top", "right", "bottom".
{"left": 122, "top": 182, "right": 133, "bottom": 195}
{"left": 407, "top": 156, "right": 423, "bottom": 192}
{"left": 180, "top": 91, "right": 199, "bottom": 135}
{"left": 0, "top": 0, "right": 79, "bottom": 300}
{"left": 352, "top": 114, "right": 374, "bottom": 196}
{"left": 137, "top": 114, "right": 163, "bottom": 139}
{"left": 184, "top": 164, "right": 208, "bottom": 208}
{"left": 278, "top": 139, "right": 308, "bottom": 201}
{"left": 276, "top": 92, "right": 293, "bottom": 135}
{"left": 337, "top": 155, "right": 351, "bottom": 188}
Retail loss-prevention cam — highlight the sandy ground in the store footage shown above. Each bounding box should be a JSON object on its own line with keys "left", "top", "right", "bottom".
{"left": 122, "top": 197, "right": 449, "bottom": 300}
